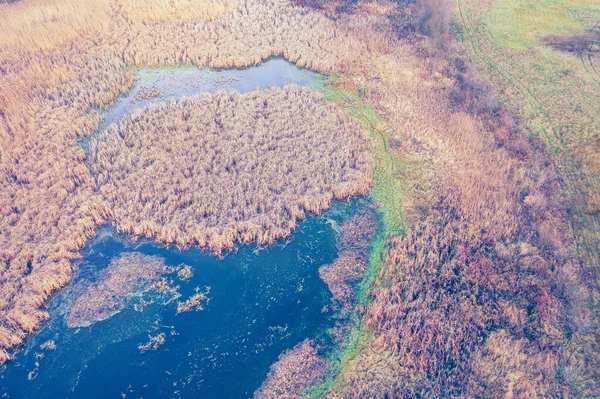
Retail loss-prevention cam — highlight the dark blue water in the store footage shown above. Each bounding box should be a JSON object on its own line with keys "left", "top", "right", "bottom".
{"left": 0, "top": 199, "right": 365, "bottom": 399}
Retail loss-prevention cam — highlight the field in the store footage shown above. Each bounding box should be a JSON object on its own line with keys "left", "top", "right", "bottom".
{"left": 454, "top": 0, "right": 600, "bottom": 393}
{"left": 456, "top": 0, "right": 600, "bottom": 266}
{"left": 0, "top": 0, "right": 599, "bottom": 397}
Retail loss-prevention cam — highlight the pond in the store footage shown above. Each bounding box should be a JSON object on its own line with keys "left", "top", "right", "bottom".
{"left": 1, "top": 59, "right": 369, "bottom": 398}
{"left": 78, "top": 58, "right": 324, "bottom": 154}
{"left": 0, "top": 198, "right": 370, "bottom": 399}
{"left": 100, "top": 57, "right": 324, "bottom": 132}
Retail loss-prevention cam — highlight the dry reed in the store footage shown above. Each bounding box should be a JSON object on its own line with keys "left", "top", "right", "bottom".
{"left": 319, "top": 203, "right": 376, "bottom": 312}
{"left": 66, "top": 252, "right": 167, "bottom": 327}
{"left": 0, "top": 0, "right": 597, "bottom": 396}
{"left": 90, "top": 87, "right": 373, "bottom": 253}
{"left": 254, "top": 339, "right": 328, "bottom": 399}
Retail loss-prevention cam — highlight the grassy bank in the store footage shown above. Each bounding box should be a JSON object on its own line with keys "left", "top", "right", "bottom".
{"left": 303, "top": 75, "right": 412, "bottom": 397}
{"left": 456, "top": 0, "right": 600, "bottom": 267}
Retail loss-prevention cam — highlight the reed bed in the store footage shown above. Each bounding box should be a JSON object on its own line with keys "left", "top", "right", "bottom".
{"left": 254, "top": 339, "right": 328, "bottom": 399}
{"left": 0, "top": 0, "right": 598, "bottom": 396}
{"left": 319, "top": 203, "right": 377, "bottom": 312}
{"left": 90, "top": 87, "right": 373, "bottom": 252}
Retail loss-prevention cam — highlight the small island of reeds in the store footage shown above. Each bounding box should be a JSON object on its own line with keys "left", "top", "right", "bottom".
{"left": 90, "top": 86, "right": 373, "bottom": 253}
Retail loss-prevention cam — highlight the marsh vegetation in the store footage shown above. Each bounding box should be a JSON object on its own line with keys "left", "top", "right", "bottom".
{"left": 90, "top": 86, "right": 373, "bottom": 253}
{"left": 0, "top": 200, "right": 366, "bottom": 399}
{"left": 67, "top": 252, "right": 167, "bottom": 327}
{"left": 1, "top": 0, "right": 599, "bottom": 396}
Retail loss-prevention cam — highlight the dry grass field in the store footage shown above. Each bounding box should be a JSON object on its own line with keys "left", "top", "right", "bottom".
{"left": 0, "top": 0, "right": 599, "bottom": 397}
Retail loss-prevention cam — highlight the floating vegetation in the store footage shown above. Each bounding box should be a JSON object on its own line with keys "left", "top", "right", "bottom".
{"left": 130, "top": 86, "right": 163, "bottom": 103}
{"left": 148, "top": 277, "right": 180, "bottom": 296}
{"left": 39, "top": 340, "right": 56, "bottom": 351}
{"left": 1, "top": 206, "right": 341, "bottom": 398}
{"left": 138, "top": 332, "right": 166, "bottom": 354}
{"left": 213, "top": 76, "right": 241, "bottom": 86}
{"left": 176, "top": 286, "right": 210, "bottom": 314}
{"left": 176, "top": 265, "right": 194, "bottom": 281}
{"left": 67, "top": 252, "right": 177, "bottom": 327}
{"left": 319, "top": 202, "right": 377, "bottom": 312}
{"left": 254, "top": 339, "right": 328, "bottom": 399}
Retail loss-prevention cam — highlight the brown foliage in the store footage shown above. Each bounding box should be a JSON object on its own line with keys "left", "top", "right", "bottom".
{"left": 90, "top": 87, "right": 372, "bottom": 252}
{"left": 319, "top": 203, "right": 377, "bottom": 311}
{"left": 254, "top": 339, "right": 328, "bottom": 399}
{"left": 341, "top": 205, "right": 582, "bottom": 397}
{"left": 176, "top": 287, "right": 210, "bottom": 313}
{"left": 543, "top": 27, "right": 600, "bottom": 55}
{"left": 138, "top": 332, "right": 166, "bottom": 353}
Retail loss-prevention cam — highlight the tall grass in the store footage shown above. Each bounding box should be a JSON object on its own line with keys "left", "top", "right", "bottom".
{"left": 0, "top": 0, "right": 384, "bottom": 363}
{"left": 90, "top": 86, "right": 373, "bottom": 253}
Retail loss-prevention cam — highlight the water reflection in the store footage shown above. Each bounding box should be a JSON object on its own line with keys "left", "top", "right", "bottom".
{"left": 101, "top": 58, "right": 323, "bottom": 131}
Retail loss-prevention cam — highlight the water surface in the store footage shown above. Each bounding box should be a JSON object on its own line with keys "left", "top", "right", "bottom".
{"left": 100, "top": 58, "right": 323, "bottom": 131}
{"left": 0, "top": 199, "right": 366, "bottom": 399}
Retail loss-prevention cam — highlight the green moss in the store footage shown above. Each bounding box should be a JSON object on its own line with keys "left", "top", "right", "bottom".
{"left": 317, "top": 75, "right": 407, "bottom": 237}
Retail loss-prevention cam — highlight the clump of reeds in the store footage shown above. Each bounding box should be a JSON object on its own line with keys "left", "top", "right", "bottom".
{"left": 138, "top": 332, "right": 166, "bottom": 353}
{"left": 254, "top": 339, "right": 328, "bottom": 399}
{"left": 67, "top": 252, "right": 167, "bottom": 327}
{"left": 89, "top": 86, "right": 373, "bottom": 253}
{"left": 176, "top": 265, "right": 193, "bottom": 281}
{"left": 176, "top": 286, "right": 210, "bottom": 313}
{"left": 319, "top": 203, "right": 377, "bottom": 312}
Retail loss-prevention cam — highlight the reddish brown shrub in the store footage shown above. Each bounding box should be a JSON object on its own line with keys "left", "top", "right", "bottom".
{"left": 254, "top": 339, "right": 328, "bottom": 399}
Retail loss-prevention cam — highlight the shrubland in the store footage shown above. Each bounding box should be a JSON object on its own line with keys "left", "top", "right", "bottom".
{"left": 0, "top": 0, "right": 598, "bottom": 397}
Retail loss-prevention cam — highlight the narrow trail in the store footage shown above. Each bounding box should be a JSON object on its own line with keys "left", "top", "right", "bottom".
{"left": 579, "top": 24, "right": 600, "bottom": 84}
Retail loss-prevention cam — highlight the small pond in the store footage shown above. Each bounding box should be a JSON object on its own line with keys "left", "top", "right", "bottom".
{"left": 0, "top": 198, "right": 370, "bottom": 399}
{"left": 100, "top": 58, "right": 324, "bottom": 131}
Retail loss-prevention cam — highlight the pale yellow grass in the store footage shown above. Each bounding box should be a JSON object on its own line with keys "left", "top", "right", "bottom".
{"left": 0, "top": 0, "right": 111, "bottom": 53}
{"left": 0, "top": 0, "right": 239, "bottom": 54}
{"left": 117, "top": 0, "right": 239, "bottom": 23}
